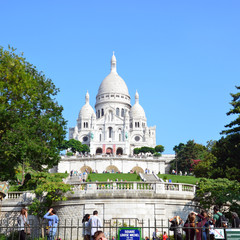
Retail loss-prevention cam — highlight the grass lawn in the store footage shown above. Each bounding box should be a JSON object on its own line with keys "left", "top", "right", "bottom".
{"left": 87, "top": 173, "right": 200, "bottom": 184}
{"left": 87, "top": 173, "right": 141, "bottom": 182}
{"left": 157, "top": 174, "right": 201, "bottom": 185}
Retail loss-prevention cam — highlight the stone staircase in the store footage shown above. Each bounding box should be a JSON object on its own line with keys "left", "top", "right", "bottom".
{"left": 140, "top": 173, "right": 159, "bottom": 182}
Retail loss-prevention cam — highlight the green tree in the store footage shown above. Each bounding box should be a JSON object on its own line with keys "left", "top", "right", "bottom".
{"left": 196, "top": 178, "right": 240, "bottom": 215}
{"left": 59, "top": 139, "right": 90, "bottom": 154}
{"left": 155, "top": 145, "right": 165, "bottom": 153}
{"left": 211, "top": 134, "right": 240, "bottom": 181}
{"left": 172, "top": 140, "right": 201, "bottom": 173}
{"left": 193, "top": 151, "right": 217, "bottom": 178}
{"left": 0, "top": 47, "right": 67, "bottom": 181}
{"left": 221, "top": 86, "right": 240, "bottom": 135}
{"left": 26, "top": 172, "right": 72, "bottom": 219}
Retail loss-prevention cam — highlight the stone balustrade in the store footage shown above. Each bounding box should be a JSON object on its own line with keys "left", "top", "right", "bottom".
{"left": 71, "top": 181, "right": 196, "bottom": 195}
{"left": 5, "top": 182, "right": 195, "bottom": 202}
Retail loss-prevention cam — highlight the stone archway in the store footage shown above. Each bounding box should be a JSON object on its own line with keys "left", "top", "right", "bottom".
{"left": 106, "top": 147, "right": 113, "bottom": 154}
{"left": 96, "top": 148, "right": 102, "bottom": 154}
{"left": 116, "top": 147, "right": 123, "bottom": 155}
{"left": 131, "top": 166, "right": 144, "bottom": 174}
{"left": 106, "top": 165, "right": 120, "bottom": 173}
{"left": 80, "top": 166, "right": 92, "bottom": 173}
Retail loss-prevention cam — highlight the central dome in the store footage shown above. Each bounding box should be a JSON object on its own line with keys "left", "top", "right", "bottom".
{"left": 97, "top": 53, "right": 130, "bottom": 97}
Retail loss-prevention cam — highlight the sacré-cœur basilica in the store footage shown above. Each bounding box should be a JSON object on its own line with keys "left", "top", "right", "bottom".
{"left": 58, "top": 53, "right": 174, "bottom": 174}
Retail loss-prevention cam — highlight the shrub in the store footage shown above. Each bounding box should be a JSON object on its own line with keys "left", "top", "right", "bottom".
{"left": 66, "top": 151, "right": 73, "bottom": 156}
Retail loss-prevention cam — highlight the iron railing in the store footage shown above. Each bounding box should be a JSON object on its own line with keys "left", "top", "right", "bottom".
{"left": 0, "top": 217, "right": 233, "bottom": 240}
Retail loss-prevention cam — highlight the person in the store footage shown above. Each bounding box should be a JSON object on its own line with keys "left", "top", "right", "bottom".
{"left": 231, "top": 212, "right": 240, "bottom": 228}
{"left": 169, "top": 216, "right": 183, "bottom": 240}
{"left": 213, "top": 206, "right": 224, "bottom": 227}
{"left": 89, "top": 210, "right": 102, "bottom": 240}
{"left": 17, "top": 207, "right": 29, "bottom": 240}
{"left": 183, "top": 212, "right": 196, "bottom": 240}
{"left": 196, "top": 210, "right": 209, "bottom": 240}
{"left": 44, "top": 208, "right": 59, "bottom": 240}
{"left": 93, "top": 231, "right": 107, "bottom": 240}
{"left": 82, "top": 214, "right": 91, "bottom": 240}
{"left": 162, "top": 231, "right": 168, "bottom": 240}
{"left": 152, "top": 228, "right": 158, "bottom": 240}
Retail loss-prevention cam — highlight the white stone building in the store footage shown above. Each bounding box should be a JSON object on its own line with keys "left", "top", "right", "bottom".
{"left": 69, "top": 53, "right": 156, "bottom": 156}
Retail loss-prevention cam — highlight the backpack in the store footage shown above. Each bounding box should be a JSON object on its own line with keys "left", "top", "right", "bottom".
{"left": 169, "top": 221, "right": 176, "bottom": 231}
{"left": 216, "top": 213, "right": 227, "bottom": 227}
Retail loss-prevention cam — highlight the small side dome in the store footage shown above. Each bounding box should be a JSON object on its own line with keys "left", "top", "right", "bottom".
{"left": 79, "top": 92, "right": 96, "bottom": 119}
{"left": 130, "top": 91, "right": 146, "bottom": 119}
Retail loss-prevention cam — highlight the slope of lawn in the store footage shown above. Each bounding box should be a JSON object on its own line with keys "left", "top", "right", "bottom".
{"left": 87, "top": 173, "right": 200, "bottom": 184}
{"left": 157, "top": 174, "right": 200, "bottom": 185}
{"left": 87, "top": 173, "right": 141, "bottom": 182}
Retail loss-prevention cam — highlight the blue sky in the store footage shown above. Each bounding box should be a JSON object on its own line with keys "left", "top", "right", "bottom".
{"left": 1, "top": 1, "right": 240, "bottom": 153}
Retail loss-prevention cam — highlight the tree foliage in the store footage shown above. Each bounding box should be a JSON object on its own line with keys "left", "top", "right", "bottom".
{"left": 172, "top": 140, "right": 207, "bottom": 173}
{"left": 133, "top": 145, "right": 165, "bottom": 155}
{"left": 196, "top": 178, "right": 240, "bottom": 215}
{"left": 26, "top": 172, "right": 72, "bottom": 219}
{"left": 0, "top": 46, "right": 67, "bottom": 181}
{"left": 221, "top": 86, "right": 240, "bottom": 135}
{"left": 59, "top": 139, "right": 90, "bottom": 154}
{"left": 211, "top": 134, "right": 240, "bottom": 181}
{"left": 155, "top": 145, "right": 165, "bottom": 153}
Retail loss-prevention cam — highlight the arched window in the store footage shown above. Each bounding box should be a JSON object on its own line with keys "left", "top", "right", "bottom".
{"left": 121, "top": 108, "right": 124, "bottom": 117}
{"left": 116, "top": 108, "right": 119, "bottom": 116}
{"left": 84, "top": 122, "right": 85, "bottom": 128}
{"left": 98, "top": 110, "right": 100, "bottom": 118}
{"left": 108, "top": 127, "right": 112, "bottom": 138}
{"left": 135, "top": 122, "right": 137, "bottom": 128}
{"left": 119, "top": 134, "right": 121, "bottom": 141}
{"left": 99, "top": 133, "right": 102, "bottom": 142}
{"left": 138, "top": 122, "right": 139, "bottom": 127}
{"left": 101, "top": 108, "right": 104, "bottom": 116}
{"left": 86, "top": 122, "right": 88, "bottom": 128}
{"left": 130, "top": 122, "right": 133, "bottom": 128}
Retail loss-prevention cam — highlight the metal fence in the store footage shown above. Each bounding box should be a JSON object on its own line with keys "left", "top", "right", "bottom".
{"left": 0, "top": 217, "right": 231, "bottom": 240}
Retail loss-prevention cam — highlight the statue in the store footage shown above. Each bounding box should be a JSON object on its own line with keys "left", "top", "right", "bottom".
{"left": 90, "top": 132, "right": 94, "bottom": 140}
{"left": 125, "top": 131, "right": 128, "bottom": 139}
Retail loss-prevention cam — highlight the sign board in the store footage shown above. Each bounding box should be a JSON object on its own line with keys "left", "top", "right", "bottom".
{"left": 226, "top": 228, "right": 240, "bottom": 240}
{"left": 119, "top": 228, "right": 141, "bottom": 240}
{"left": 214, "top": 228, "right": 225, "bottom": 239}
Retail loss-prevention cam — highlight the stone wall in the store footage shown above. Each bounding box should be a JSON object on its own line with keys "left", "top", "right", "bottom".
{"left": 58, "top": 154, "right": 175, "bottom": 174}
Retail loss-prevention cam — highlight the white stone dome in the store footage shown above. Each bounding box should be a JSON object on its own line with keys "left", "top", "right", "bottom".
{"left": 130, "top": 91, "right": 146, "bottom": 119}
{"left": 97, "top": 53, "right": 130, "bottom": 97}
{"left": 97, "top": 72, "right": 129, "bottom": 96}
{"left": 79, "top": 92, "right": 96, "bottom": 119}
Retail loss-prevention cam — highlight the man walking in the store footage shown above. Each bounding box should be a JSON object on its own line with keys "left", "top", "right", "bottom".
{"left": 89, "top": 210, "right": 102, "bottom": 240}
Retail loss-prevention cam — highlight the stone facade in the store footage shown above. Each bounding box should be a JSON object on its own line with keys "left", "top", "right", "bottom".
{"left": 57, "top": 154, "right": 175, "bottom": 174}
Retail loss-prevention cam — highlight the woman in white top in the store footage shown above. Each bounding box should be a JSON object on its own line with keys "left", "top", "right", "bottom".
{"left": 17, "top": 208, "right": 29, "bottom": 240}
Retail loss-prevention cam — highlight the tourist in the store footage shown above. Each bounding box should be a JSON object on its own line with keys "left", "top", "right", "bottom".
{"left": 82, "top": 214, "right": 91, "bottom": 240}
{"left": 231, "top": 212, "right": 240, "bottom": 228}
{"left": 183, "top": 212, "right": 196, "bottom": 240}
{"left": 152, "top": 228, "right": 158, "bottom": 240}
{"left": 44, "top": 208, "right": 59, "bottom": 240}
{"left": 162, "top": 232, "right": 168, "bottom": 240}
{"left": 17, "top": 207, "right": 29, "bottom": 240}
{"left": 89, "top": 210, "right": 102, "bottom": 240}
{"left": 213, "top": 206, "right": 225, "bottom": 227}
{"left": 196, "top": 210, "right": 209, "bottom": 240}
{"left": 93, "top": 231, "right": 107, "bottom": 240}
{"left": 169, "top": 216, "right": 183, "bottom": 240}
